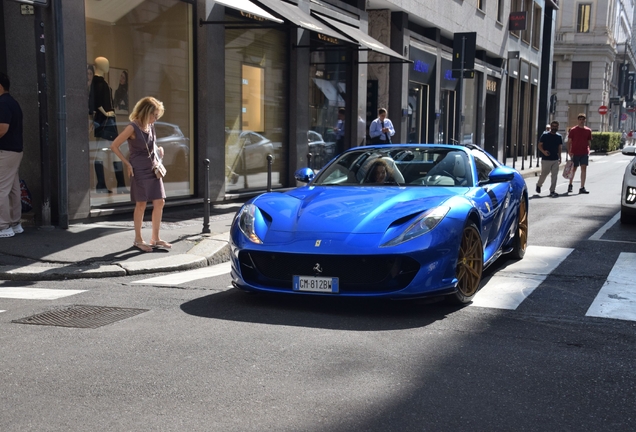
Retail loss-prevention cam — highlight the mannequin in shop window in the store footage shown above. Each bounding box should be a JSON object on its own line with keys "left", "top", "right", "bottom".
{"left": 90, "top": 56, "right": 128, "bottom": 194}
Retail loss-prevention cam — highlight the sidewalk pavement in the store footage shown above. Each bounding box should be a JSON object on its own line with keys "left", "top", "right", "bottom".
{"left": 0, "top": 153, "right": 564, "bottom": 282}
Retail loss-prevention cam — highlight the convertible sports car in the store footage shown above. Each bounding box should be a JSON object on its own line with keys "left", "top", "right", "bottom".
{"left": 230, "top": 144, "right": 528, "bottom": 303}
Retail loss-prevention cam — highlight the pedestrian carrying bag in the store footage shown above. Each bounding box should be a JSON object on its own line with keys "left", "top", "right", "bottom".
{"left": 562, "top": 156, "right": 574, "bottom": 180}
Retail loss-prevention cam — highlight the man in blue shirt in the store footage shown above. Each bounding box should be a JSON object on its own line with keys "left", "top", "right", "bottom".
{"left": 535, "top": 120, "right": 563, "bottom": 198}
{"left": 334, "top": 108, "right": 345, "bottom": 154}
{"left": 369, "top": 108, "right": 395, "bottom": 144}
{"left": 0, "top": 72, "right": 24, "bottom": 238}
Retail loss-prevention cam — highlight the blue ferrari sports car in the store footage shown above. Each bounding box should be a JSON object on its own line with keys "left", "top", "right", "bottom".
{"left": 230, "top": 144, "right": 528, "bottom": 304}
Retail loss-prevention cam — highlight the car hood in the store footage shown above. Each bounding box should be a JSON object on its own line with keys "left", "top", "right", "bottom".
{"left": 252, "top": 186, "right": 468, "bottom": 234}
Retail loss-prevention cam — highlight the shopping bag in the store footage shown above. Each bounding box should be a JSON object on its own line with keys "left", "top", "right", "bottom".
{"left": 20, "top": 179, "right": 33, "bottom": 213}
{"left": 562, "top": 159, "right": 574, "bottom": 180}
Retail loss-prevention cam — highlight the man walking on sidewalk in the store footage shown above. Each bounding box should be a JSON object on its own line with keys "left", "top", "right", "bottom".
{"left": 536, "top": 121, "right": 563, "bottom": 198}
{"left": 567, "top": 113, "right": 591, "bottom": 194}
{"left": 0, "top": 72, "right": 24, "bottom": 238}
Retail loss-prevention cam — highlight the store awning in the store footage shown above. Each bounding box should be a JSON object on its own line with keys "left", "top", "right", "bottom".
{"left": 254, "top": 0, "right": 355, "bottom": 45}
{"left": 206, "top": 0, "right": 283, "bottom": 23}
{"left": 316, "top": 15, "right": 411, "bottom": 63}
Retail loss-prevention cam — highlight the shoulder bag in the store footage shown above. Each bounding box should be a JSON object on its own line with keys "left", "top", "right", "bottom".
{"left": 141, "top": 124, "right": 167, "bottom": 179}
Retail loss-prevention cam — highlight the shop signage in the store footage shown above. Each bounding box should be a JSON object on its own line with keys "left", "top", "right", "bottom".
{"left": 317, "top": 33, "right": 338, "bottom": 44}
{"left": 13, "top": 0, "right": 48, "bottom": 5}
{"left": 443, "top": 70, "right": 457, "bottom": 81}
{"left": 240, "top": 11, "right": 266, "bottom": 21}
{"left": 413, "top": 60, "right": 430, "bottom": 74}
{"left": 509, "top": 12, "right": 527, "bottom": 31}
{"left": 598, "top": 105, "right": 608, "bottom": 115}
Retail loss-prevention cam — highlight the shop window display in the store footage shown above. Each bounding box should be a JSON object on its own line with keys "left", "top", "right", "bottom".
{"left": 225, "top": 22, "right": 287, "bottom": 192}
{"left": 85, "top": 0, "right": 193, "bottom": 206}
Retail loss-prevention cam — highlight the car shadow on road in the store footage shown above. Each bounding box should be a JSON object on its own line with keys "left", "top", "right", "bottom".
{"left": 180, "top": 289, "right": 462, "bottom": 331}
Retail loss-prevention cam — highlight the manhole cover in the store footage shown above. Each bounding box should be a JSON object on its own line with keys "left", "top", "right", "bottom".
{"left": 12, "top": 305, "right": 148, "bottom": 328}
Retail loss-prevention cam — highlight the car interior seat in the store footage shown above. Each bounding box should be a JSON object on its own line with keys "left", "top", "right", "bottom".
{"left": 452, "top": 153, "right": 467, "bottom": 184}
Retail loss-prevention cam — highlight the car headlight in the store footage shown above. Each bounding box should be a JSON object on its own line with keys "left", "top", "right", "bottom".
{"left": 381, "top": 206, "right": 450, "bottom": 247}
{"left": 631, "top": 162, "right": 636, "bottom": 176}
{"left": 238, "top": 204, "right": 263, "bottom": 244}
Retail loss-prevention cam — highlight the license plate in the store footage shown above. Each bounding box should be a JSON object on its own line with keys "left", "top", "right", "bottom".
{"left": 293, "top": 275, "right": 339, "bottom": 293}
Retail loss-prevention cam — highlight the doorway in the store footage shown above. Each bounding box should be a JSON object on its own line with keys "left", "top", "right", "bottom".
{"left": 484, "top": 92, "right": 499, "bottom": 159}
{"left": 439, "top": 90, "right": 456, "bottom": 143}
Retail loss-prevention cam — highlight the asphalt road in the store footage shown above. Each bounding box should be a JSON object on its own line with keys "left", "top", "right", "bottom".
{"left": 1, "top": 152, "right": 635, "bottom": 431}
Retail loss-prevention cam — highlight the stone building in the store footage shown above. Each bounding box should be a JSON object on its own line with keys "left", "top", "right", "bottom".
{"left": 0, "top": 0, "right": 556, "bottom": 226}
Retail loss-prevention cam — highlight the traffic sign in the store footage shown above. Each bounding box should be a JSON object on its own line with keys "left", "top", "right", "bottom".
{"left": 621, "top": 113, "right": 628, "bottom": 121}
{"left": 598, "top": 105, "right": 609, "bottom": 115}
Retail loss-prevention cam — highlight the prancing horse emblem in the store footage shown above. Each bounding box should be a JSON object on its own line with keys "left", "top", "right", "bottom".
{"left": 315, "top": 240, "right": 321, "bottom": 247}
{"left": 313, "top": 263, "right": 323, "bottom": 274}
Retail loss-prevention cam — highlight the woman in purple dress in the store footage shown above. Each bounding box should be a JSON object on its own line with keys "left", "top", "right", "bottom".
{"left": 110, "top": 96, "right": 171, "bottom": 252}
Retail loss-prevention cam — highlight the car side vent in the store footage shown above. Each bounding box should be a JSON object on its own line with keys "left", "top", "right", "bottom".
{"left": 388, "top": 213, "right": 420, "bottom": 229}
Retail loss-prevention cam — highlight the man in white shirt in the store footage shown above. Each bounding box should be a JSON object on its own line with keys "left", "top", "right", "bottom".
{"left": 369, "top": 108, "right": 395, "bottom": 144}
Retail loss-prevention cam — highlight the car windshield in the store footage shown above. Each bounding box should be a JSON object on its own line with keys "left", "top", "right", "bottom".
{"left": 312, "top": 147, "right": 473, "bottom": 187}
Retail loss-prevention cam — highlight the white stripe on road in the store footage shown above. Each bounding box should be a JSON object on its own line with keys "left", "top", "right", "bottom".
{"left": 0, "top": 288, "right": 86, "bottom": 300}
{"left": 471, "top": 246, "right": 573, "bottom": 310}
{"left": 589, "top": 212, "right": 620, "bottom": 241}
{"left": 131, "top": 261, "right": 232, "bottom": 286}
{"left": 586, "top": 252, "right": 636, "bottom": 322}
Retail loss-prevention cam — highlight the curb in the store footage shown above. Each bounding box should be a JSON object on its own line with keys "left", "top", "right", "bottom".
{"left": 0, "top": 235, "right": 231, "bottom": 281}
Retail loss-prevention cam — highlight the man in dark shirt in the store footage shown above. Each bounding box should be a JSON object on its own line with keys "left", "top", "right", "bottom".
{"left": 535, "top": 121, "right": 563, "bottom": 198}
{"left": 0, "top": 72, "right": 24, "bottom": 238}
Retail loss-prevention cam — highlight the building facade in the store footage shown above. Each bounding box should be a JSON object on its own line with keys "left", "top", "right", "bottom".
{"left": 0, "top": 0, "right": 555, "bottom": 227}
{"left": 553, "top": 0, "right": 636, "bottom": 133}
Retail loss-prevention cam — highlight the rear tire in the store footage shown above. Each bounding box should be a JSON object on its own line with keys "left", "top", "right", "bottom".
{"left": 449, "top": 221, "right": 483, "bottom": 305}
{"left": 510, "top": 195, "right": 528, "bottom": 260}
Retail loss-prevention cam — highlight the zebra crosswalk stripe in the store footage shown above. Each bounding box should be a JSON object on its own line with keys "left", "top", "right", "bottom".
{"left": 131, "top": 261, "right": 232, "bottom": 286}
{"left": 586, "top": 252, "right": 636, "bottom": 322}
{"left": 0, "top": 288, "right": 86, "bottom": 300}
{"left": 471, "top": 245, "right": 574, "bottom": 310}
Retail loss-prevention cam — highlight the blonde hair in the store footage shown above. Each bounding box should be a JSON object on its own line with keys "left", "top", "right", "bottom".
{"left": 129, "top": 96, "right": 165, "bottom": 126}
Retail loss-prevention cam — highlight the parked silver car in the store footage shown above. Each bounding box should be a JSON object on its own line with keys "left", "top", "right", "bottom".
{"left": 90, "top": 121, "right": 190, "bottom": 189}
{"left": 226, "top": 130, "right": 275, "bottom": 173}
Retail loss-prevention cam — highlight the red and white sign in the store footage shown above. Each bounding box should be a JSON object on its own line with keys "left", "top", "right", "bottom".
{"left": 598, "top": 105, "right": 608, "bottom": 115}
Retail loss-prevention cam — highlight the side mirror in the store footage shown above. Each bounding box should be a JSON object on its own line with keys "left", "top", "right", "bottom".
{"left": 484, "top": 166, "right": 515, "bottom": 184}
{"left": 294, "top": 167, "right": 315, "bottom": 183}
{"left": 622, "top": 146, "right": 636, "bottom": 156}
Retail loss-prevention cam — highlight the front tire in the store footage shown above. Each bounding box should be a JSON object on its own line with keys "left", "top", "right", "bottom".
{"left": 621, "top": 205, "right": 635, "bottom": 224}
{"left": 510, "top": 195, "right": 528, "bottom": 260}
{"left": 449, "top": 221, "right": 484, "bottom": 304}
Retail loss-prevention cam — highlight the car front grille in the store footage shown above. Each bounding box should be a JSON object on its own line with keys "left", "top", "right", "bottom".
{"left": 238, "top": 251, "right": 420, "bottom": 293}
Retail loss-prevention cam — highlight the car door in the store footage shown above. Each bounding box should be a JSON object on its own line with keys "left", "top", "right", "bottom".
{"left": 469, "top": 149, "right": 512, "bottom": 250}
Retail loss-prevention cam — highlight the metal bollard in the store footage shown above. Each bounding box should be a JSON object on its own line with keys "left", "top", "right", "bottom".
{"left": 521, "top": 143, "right": 525, "bottom": 170}
{"left": 307, "top": 152, "right": 313, "bottom": 169}
{"left": 267, "top": 154, "right": 273, "bottom": 192}
{"left": 202, "top": 158, "right": 210, "bottom": 234}
{"left": 512, "top": 143, "right": 516, "bottom": 169}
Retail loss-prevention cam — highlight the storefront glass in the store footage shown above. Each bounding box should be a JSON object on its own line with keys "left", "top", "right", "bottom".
{"left": 225, "top": 20, "right": 287, "bottom": 191}
{"left": 462, "top": 73, "right": 478, "bottom": 144}
{"left": 409, "top": 46, "right": 435, "bottom": 144}
{"left": 85, "top": 0, "right": 194, "bottom": 206}
{"left": 308, "top": 41, "right": 349, "bottom": 170}
{"left": 440, "top": 58, "right": 458, "bottom": 143}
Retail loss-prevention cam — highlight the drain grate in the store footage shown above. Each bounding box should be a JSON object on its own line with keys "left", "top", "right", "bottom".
{"left": 12, "top": 305, "right": 149, "bottom": 328}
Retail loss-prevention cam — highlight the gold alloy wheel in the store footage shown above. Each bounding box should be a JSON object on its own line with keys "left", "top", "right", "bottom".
{"left": 456, "top": 225, "right": 483, "bottom": 298}
{"left": 517, "top": 198, "right": 528, "bottom": 253}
